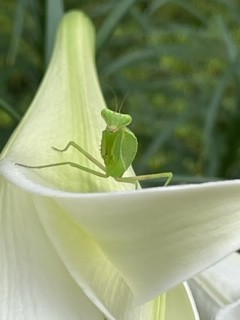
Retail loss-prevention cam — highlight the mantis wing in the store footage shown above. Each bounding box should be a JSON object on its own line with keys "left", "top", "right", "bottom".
{"left": 101, "top": 127, "right": 138, "bottom": 178}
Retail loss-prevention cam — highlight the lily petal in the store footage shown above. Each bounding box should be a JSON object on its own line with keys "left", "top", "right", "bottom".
{"left": 189, "top": 253, "right": 240, "bottom": 320}
{"left": 12, "top": 177, "right": 239, "bottom": 306}
{"left": 0, "top": 176, "right": 103, "bottom": 320}
{"left": 2, "top": 162, "right": 240, "bottom": 318}
{"left": 0, "top": 166, "right": 199, "bottom": 319}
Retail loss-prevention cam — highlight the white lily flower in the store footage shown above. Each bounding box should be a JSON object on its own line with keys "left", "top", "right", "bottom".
{"left": 189, "top": 253, "right": 240, "bottom": 320}
{"left": 1, "top": 10, "right": 240, "bottom": 320}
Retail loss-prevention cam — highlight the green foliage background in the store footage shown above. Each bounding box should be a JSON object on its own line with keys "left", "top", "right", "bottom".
{"left": 1, "top": 0, "right": 240, "bottom": 186}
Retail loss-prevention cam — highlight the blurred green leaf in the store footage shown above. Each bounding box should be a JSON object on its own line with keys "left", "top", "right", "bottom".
{"left": 0, "top": 98, "right": 21, "bottom": 122}
{"left": 7, "top": 0, "right": 26, "bottom": 65}
{"left": 137, "top": 108, "right": 193, "bottom": 172}
{"left": 45, "top": 0, "right": 64, "bottom": 67}
{"left": 203, "top": 64, "right": 235, "bottom": 176}
{"left": 147, "top": 0, "right": 206, "bottom": 24}
{"left": 96, "top": 0, "right": 139, "bottom": 52}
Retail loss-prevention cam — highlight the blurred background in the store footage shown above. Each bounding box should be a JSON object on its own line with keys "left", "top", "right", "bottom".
{"left": 1, "top": 0, "right": 240, "bottom": 187}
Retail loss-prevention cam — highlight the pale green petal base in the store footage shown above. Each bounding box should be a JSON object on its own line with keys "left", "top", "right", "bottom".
{"left": 124, "top": 283, "right": 199, "bottom": 320}
{"left": 165, "top": 283, "right": 199, "bottom": 320}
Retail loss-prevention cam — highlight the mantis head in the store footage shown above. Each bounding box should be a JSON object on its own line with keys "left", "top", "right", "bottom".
{"left": 101, "top": 108, "right": 132, "bottom": 132}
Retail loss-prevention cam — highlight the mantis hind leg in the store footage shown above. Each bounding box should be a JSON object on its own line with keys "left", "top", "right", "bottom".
{"left": 115, "top": 172, "right": 173, "bottom": 189}
{"left": 15, "top": 161, "right": 107, "bottom": 178}
{"left": 52, "top": 140, "right": 106, "bottom": 171}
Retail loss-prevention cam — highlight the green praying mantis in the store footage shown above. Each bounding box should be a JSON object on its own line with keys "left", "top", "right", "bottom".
{"left": 16, "top": 108, "right": 172, "bottom": 189}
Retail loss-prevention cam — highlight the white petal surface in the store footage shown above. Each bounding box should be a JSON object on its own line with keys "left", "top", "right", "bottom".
{"left": 0, "top": 176, "right": 103, "bottom": 320}
{"left": 189, "top": 253, "right": 240, "bottom": 320}
{"left": 0, "top": 169, "right": 199, "bottom": 319}
{"left": 3, "top": 162, "right": 240, "bottom": 315}
{"left": 51, "top": 179, "right": 240, "bottom": 305}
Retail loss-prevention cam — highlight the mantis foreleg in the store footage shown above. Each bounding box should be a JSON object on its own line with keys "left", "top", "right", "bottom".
{"left": 53, "top": 141, "right": 106, "bottom": 171}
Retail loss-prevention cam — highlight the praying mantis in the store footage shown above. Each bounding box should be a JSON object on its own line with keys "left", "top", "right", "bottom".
{"left": 16, "top": 108, "right": 172, "bottom": 189}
